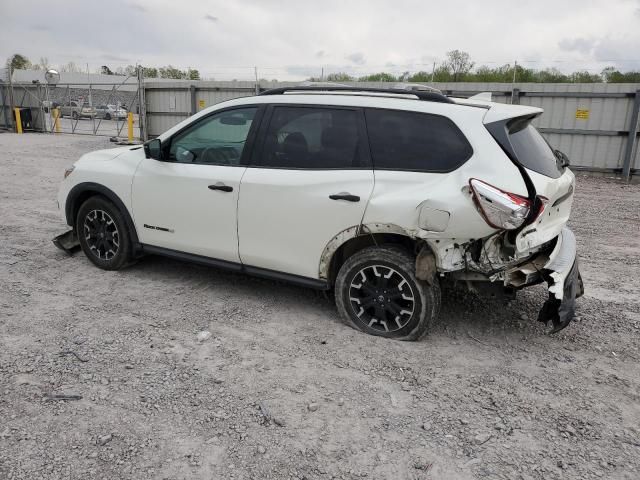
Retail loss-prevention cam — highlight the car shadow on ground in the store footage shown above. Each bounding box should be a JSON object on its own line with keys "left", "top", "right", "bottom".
{"left": 124, "top": 253, "right": 550, "bottom": 340}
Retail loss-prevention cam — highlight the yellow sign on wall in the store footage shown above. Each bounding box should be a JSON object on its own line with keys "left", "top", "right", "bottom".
{"left": 198, "top": 99, "right": 206, "bottom": 109}
{"left": 575, "top": 109, "right": 590, "bottom": 120}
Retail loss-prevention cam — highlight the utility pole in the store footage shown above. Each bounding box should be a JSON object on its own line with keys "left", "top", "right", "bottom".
{"left": 430, "top": 62, "right": 436, "bottom": 85}
{"left": 254, "top": 66, "right": 259, "bottom": 95}
{"left": 321, "top": 67, "right": 324, "bottom": 82}
{"left": 511, "top": 60, "right": 518, "bottom": 104}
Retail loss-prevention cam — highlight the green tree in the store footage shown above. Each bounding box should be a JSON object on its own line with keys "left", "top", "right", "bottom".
{"left": 7, "top": 54, "right": 31, "bottom": 73}
{"left": 186, "top": 68, "right": 200, "bottom": 80}
{"left": 142, "top": 66, "right": 158, "bottom": 78}
{"left": 534, "top": 68, "right": 569, "bottom": 83}
{"left": 407, "top": 71, "right": 433, "bottom": 82}
{"left": 444, "top": 50, "right": 474, "bottom": 81}
{"left": 357, "top": 72, "right": 397, "bottom": 82}
{"left": 101, "top": 65, "right": 114, "bottom": 75}
{"left": 326, "top": 72, "right": 354, "bottom": 82}
{"left": 569, "top": 71, "right": 602, "bottom": 83}
{"left": 601, "top": 66, "right": 640, "bottom": 83}
{"left": 159, "top": 65, "right": 186, "bottom": 79}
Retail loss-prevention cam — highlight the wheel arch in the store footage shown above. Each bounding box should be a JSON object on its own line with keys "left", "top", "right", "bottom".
{"left": 66, "top": 182, "right": 139, "bottom": 245}
{"left": 320, "top": 223, "right": 421, "bottom": 286}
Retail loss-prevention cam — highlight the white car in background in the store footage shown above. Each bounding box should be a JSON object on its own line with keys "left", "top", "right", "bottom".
{"left": 54, "top": 85, "right": 583, "bottom": 341}
{"left": 95, "top": 104, "right": 127, "bottom": 120}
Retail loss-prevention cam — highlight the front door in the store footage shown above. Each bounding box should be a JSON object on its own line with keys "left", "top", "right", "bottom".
{"left": 132, "top": 106, "right": 260, "bottom": 262}
{"left": 238, "top": 105, "right": 374, "bottom": 279}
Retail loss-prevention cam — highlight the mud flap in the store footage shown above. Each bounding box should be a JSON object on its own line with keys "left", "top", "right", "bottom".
{"left": 537, "top": 228, "right": 583, "bottom": 334}
{"left": 52, "top": 229, "right": 80, "bottom": 255}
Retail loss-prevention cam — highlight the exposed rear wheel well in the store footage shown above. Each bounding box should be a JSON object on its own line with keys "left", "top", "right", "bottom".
{"left": 328, "top": 233, "right": 418, "bottom": 286}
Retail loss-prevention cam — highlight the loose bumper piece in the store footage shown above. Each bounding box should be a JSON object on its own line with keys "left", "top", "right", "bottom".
{"left": 537, "top": 228, "right": 584, "bottom": 333}
{"left": 52, "top": 229, "right": 80, "bottom": 255}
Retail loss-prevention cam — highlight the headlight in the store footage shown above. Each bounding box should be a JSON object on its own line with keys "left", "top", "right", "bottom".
{"left": 64, "top": 166, "right": 75, "bottom": 179}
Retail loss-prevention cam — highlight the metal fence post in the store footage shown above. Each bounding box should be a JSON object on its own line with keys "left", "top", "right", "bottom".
{"left": 137, "top": 67, "right": 147, "bottom": 141}
{"left": 622, "top": 90, "right": 640, "bottom": 180}
{"left": 511, "top": 88, "right": 520, "bottom": 105}
{"left": 7, "top": 69, "right": 15, "bottom": 130}
{"left": 190, "top": 84, "right": 196, "bottom": 115}
{"left": 0, "top": 84, "right": 9, "bottom": 129}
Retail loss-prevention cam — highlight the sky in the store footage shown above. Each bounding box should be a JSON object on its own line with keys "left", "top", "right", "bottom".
{"left": 1, "top": 0, "right": 639, "bottom": 80}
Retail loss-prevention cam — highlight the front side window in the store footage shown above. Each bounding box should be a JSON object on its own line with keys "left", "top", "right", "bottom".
{"left": 365, "top": 109, "right": 473, "bottom": 172}
{"left": 259, "top": 107, "right": 364, "bottom": 169}
{"left": 168, "top": 107, "right": 257, "bottom": 165}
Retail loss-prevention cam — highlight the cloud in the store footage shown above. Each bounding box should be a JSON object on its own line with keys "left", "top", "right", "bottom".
{"left": 315, "top": 50, "right": 325, "bottom": 59}
{"left": 101, "top": 54, "right": 131, "bottom": 62}
{"left": 204, "top": 14, "right": 219, "bottom": 23}
{"left": 558, "top": 37, "right": 596, "bottom": 54}
{"left": 345, "top": 52, "right": 365, "bottom": 65}
{"left": 30, "top": 24, "right": 50, "bottom": 32}
{"left": 129, "top": 3, "right": 146, "bottom": 12}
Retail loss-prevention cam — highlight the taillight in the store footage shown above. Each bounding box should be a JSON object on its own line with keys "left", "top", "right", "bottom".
{"left": 469, "top": 179, "right": 531, "bottom": 230}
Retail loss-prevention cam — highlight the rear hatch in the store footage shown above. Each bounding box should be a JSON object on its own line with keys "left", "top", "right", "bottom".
{"left": 484, "top": 109, "right": 576, "bottom": 254}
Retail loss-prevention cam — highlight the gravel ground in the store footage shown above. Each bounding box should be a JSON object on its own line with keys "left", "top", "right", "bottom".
{"left": 1, "top": 133, "right": 639, "bottom": 480}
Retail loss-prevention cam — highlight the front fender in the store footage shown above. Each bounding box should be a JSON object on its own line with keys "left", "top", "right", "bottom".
{"left": 65, "top": 182, "right": 139, "bottom": 245}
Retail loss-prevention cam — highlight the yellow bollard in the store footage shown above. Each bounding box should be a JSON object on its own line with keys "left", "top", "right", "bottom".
{"left": 128, "top": 112, "right": 134, "bottom": 143}
{"left": 53, "top": 108, "right": 61, "bottom": 133}
{"left": 14, "top": 108, "right": 23, "bottom": 134}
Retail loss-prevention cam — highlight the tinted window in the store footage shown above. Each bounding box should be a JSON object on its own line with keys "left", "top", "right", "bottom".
{"left": 169, "top": 107, "right": 257, "bottom": 165}
{"left": 260, "top": 107, "right": 364, "bottom": 169}
{"left": 509, "top": 123, "right": 562, "bottom": 178}
{"left": 365, "top": 109, "right": 472, "bottom": 172}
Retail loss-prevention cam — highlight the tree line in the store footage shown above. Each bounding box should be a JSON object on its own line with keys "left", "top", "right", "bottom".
{"left": 317, "top": 50, "right": 640, "bottom": 83}
{"left": 5, "top": 54, "right": 200, "bottom": 80}
{"left": 6, "top": 51, "right": 640, "bottom": 83}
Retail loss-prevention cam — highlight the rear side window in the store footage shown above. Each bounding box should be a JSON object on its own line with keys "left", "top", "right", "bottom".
{"left": 258, "top": 106, "right": 366, "bottom": 169}
{"left": 508, "top": 123, "right": 562, "bottom": 178}
{"left": 364, "top": 109, "right": 472, "bottom": 172}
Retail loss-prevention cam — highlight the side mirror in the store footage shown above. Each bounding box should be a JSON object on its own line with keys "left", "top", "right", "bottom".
{"left": 144, "top": 138, "right": 162, "bottom": 160}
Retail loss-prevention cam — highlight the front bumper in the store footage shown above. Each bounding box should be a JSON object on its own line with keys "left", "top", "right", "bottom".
{"left": 536, "top": 227, "right": 584, "bottom": 333}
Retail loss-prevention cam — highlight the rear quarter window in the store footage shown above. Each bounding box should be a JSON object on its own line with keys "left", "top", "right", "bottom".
{"left": 508, "top": 123, "right": 562, "bottom": 179}
{"left": 364, "top": 108, "right": 473, "bottom": 172}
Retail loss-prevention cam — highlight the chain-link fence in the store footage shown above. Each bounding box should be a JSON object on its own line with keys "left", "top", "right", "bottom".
{"left": 0, "top": 72, "right": 143, "bottom": 140}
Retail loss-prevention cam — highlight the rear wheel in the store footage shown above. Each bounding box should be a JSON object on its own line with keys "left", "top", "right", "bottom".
{"left": 76, "top": 196, "right": 132, "bottom": 270}
{"left": 335, "top": 246, "right": 440, "bottom": 341}
{"left": 105, "top": 113, "right": 111, "bottom": 120}
{"left": 72, "top": 111, "right": 79, "bottom": 120}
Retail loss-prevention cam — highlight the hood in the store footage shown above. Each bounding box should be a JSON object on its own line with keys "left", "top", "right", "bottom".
{"left": 76, "top": 146, "right": 136, "bottom": 165}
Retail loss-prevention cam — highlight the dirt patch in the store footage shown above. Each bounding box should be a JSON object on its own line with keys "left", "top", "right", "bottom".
{"left": 1, "top": 133, "right": 639, "bottom": 479}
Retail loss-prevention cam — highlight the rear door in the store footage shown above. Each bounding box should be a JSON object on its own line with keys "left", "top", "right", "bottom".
{"left": 237, "top": 105, "right": 374, "bottom": 279}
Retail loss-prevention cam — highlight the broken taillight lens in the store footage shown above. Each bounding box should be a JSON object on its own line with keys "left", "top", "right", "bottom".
{"left": 469, "top": 179, "right": 531, "bottom": 230}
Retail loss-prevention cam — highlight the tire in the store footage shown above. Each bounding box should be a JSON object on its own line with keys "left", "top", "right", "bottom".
{"left": 105, "top": 113, "right": 111, "bottom": 120}
{"left": 76, "top": 196, "right": 133, "bottom": 270}
{"left": 72, "top": 111, "right": 79, "bottom": 120}
{"left": 335, "top": 246, "right": 441, "bottom": 341}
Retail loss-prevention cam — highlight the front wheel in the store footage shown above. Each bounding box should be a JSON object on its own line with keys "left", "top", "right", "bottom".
{"left": 335, "top": 246, "right": 441, "bottom": 341}
{"left": 76, "top": 196, "right": 133, "bottom": 270}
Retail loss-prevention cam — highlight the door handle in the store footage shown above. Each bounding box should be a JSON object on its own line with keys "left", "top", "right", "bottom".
{"left": 329, "top": 192, "right": 360, "bottom": 202}
{"left": 208, "top": 182, "right": 233, "bottom": 193}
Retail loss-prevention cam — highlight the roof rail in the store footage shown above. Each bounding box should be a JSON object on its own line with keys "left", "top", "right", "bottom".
{"left": 258, "top": 85, "right": 454, "bottom": 104}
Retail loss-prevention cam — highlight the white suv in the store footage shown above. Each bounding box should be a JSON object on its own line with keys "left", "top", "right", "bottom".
{"left": 55, "top": 86, "right": 583, "bottom": 340}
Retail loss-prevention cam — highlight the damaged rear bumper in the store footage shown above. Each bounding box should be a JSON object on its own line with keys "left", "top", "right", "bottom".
{"left": 535, "top": 227, "right": 584, "bottom": 333}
